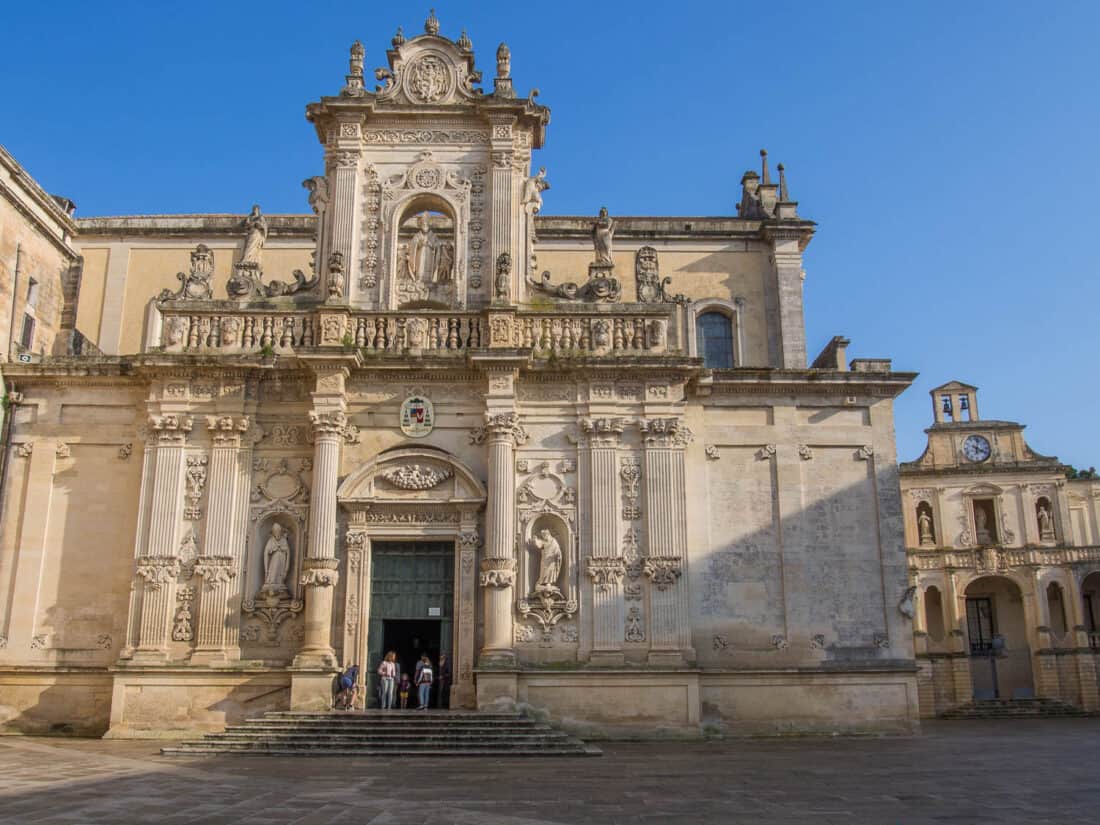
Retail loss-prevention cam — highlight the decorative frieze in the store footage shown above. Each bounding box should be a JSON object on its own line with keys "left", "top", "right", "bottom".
{"left": 378, "top": 464, "right": 453, "bottom": 490}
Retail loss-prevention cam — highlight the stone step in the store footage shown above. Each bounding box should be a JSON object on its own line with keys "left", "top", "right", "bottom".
{"left": 940, "top": 698, "right": 1091, "bottom": 719}
{"left": 162, "top": 709, "right": 600, "bottom": 758}
{"left": 162, "top": 744, "right": 599, "bottom": 757}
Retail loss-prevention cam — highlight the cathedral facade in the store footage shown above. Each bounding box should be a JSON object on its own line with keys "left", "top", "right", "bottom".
{"left": 0, "top": 15, "right": 920, "bottom": 737}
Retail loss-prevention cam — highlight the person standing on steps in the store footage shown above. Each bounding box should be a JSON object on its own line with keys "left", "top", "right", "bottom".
{"left": 436, "top": 653, "right": 452, "bottom": 708}
{"left": 377, "top": 651, "right": 397, "bottom": 710}
{"left": 415, "top": 654, "right": 433, "bottom": 710}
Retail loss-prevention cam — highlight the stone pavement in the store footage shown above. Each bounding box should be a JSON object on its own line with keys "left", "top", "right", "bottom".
{"left": 1, "top": 719, "right": 1099, "bottom": 824}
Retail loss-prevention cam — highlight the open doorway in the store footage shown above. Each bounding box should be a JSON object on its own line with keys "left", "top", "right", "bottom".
{"left": 383, "top": 619, "right": 442, "bottom": 685}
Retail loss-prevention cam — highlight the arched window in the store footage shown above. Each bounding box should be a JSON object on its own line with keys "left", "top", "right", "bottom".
{"left": 697, "top": 311, "right": 734, "bottom": 368}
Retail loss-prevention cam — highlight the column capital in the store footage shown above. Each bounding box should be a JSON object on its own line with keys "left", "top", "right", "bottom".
{"left": 301, "top": 557, "right": 341, "bottom": 588}
{"left": 585, "top": 556, "right": 627, "bottom": 591}
{"left": 579, "top": 416, "right": 628, "bottom": 448}
{"left": 479, "top": 558, "right": 516, "bottom": 587}
{"left": 643, "top": 556, "right": 683, "bottom": 590}
{"left": 149, "top": 414, "right": 193, "bottom": 445}
{"left": 639, "top": 417, "right": 693, "bottom": 448}
{"left": 135, "top": 555, "right": 181, "bottom": 588}
{"left": 205, "top": 415, "right": 256, "bottom": 447}
{"left": 194, "top": 555, "right": 238, "bottom": 589}
{"left": 470, "top": 412, "right": 528, "bottom": 446}
{"left": 309, "top": 409, "right": 359, "bottom": 444}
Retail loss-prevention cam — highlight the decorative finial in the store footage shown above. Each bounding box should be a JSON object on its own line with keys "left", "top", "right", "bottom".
{"left": 342, "top": 41, "right": 365, "bottom": 96}
{"left": 760, "top": 149, "right": 771, "bottom": 185}
{"left": 494, "top": 42, "right": 514, "bottom": 97}
{"left": 392, "top": 26, "right": 405, "bottom": 47}
{"left": 425, "top": 9, "right": 440, "bottom": 35}
{"left": 777, "top": 163, "right": 790, "bottom": 201}
{"left": 457, "top": 29, "right": 472, "bottom": 51}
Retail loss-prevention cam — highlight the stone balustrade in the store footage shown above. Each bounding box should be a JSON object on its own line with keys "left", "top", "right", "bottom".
{"left": 907, "top": 545, "right": 1100, "bottom": 571}
{"left": 151, "top": 304, "right": 679, "bottom": 358}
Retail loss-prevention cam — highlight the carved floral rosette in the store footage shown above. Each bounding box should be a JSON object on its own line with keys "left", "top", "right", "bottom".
{"left": 479, "top": 558, "right": 516, "bottom": 588}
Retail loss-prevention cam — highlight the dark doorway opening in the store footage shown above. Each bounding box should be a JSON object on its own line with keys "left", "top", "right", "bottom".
{"left": 383, "top": 619, "right": 442, "bottom": 684}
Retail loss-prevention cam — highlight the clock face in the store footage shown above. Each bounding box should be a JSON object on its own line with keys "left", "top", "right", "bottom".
{"left": 962, "top": 435, "right": 992, "bottom": 463}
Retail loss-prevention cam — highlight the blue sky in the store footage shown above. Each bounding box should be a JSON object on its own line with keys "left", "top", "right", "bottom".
{"left": 3, "top": 1, "right": 1098, "bottom": 467}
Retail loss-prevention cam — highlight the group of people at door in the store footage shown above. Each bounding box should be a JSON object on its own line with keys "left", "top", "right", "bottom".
{"left": 374, "top": 652, "right": 452, "bottom": 710}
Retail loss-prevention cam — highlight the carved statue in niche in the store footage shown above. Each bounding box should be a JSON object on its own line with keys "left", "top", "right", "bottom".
{"left": 974, "top": 506, "right": 993, "bottom": 545}
{"left": 917, "top": 506, "right": 935, "bottom": 546}
{"left": 401, "top": 212, "right": 454, "bottom": 292}
{"left": 159, "top": 244, "right": 214, "bottom": 302}
{"left": 532, "top": 528, "right": 563, "bottom": 596}
{"left": 1037, "top": 501, "right": 1055, "bottom": 540}
{"left": 240, "top": 205, "right": 268, "bottom": 268}
{"left": 592, "top": 207, "right": 615, "bottom": 265}
{"left": 494, "top": 252, "right": 512, "bottom": 303}
{"left": 260, "top": 523, "right": 291, "bottom": 596}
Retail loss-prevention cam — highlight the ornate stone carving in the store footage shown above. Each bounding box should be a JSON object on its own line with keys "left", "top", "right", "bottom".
{"left": 118, "top": 443, "right": 133, "bottom": 460}
{"left": 639, "top": 418, "right": 693, "bottom": 448}
{"left": 309, "top": 410, "right": 360, "bottom": 444}
{"left": 150, "top": 414, "right": 193, "bottom": 445}
{"left": 135, "top": 556, "right": 181, "bottom": 589}
{"left": 525, "top": 266, "right": 622, "bottom": 303}
{"left": 514, "top": 623, "right": 537, "bottom": 644}
{"left": 811, "top": 634, "right": 826, "bottom": 650}
{"left": 580, "top": 417, "right": 626, "bottom": 447}
{"left": 620, "top": 458, "right": 642, "bottom": 520}
{"left": 592, "top": 207, "right": 615, "bottom": 266}
{"left": 184, "top": 455, "right": 208, "bottom": 520}
{"left": 171, "top": 585, "right": 195, "bottom": 642}
{"left": 873, "top": 633, "right": 890, "bottom": 649}
{"left": 705, "top": 445, "right": 721, "bottom": 461}
{"left": 643, "top": 556, "right": 683, "bottom": 591}
{"left": 362, "top": 129, "right": 489, "bottom": 145}
{"left": 856, "top": 445, "right": 874, "bottom": 461}
{"left": 15, "top": 442, "right": 32, "bottom": 458}
{"left": 585, "top": 556, "right": 626, "bottom": 592}
{"left": 494, "top": 252, "right": 511, "bottom": 302}
{"left": 242, "top": 590, "right": 304, "bottom": 643}
{"left": 530, "top": 528, "right": 564, "bottom": 596}
{"left": 252, "top": 457, "right": 311, "bottom": 511}
{"left": 559, "top": 624, "right": 578, "bottom": 643}
{"left": 159, "top": 243, "right": 215, "bottom": 302}
{"left": 300, "top": 558, "right": 340, "bottom": 588}
{"left": 195, "top": 556, "right": 237, "bottom": 589}
{"left": 55, "top": 442, "right": 71, "bottom": 459}
{"left": 634, "top": 246, "right": 687, "bottom": 304}
{"left": 469, "top": 412, "right": 528, "bottom": 445}
{"left": 479, "top": 558, "right": 516, "bottom": 588}
{"left": 326, "top": 252, "right": 346, "bottom": 301}
{"left": 259, "top": 523, "right": 292, "bottom": 597}
{"left": 798, "top": 444, "right": 814, "bottom": 461}
{"left": 898, "top": 585, "right": 917, "bottom": 619}
{"left": 772, "top": 634, "right": 789, "bottom": 650}
{"left": 518, "top": 590, "right": 578, "bottom": 642}
{"left": 625, "top": 606, "right": 645, "bottom": 643}
{"left": 378, "top": 464, "right": 454, "bottom": 490}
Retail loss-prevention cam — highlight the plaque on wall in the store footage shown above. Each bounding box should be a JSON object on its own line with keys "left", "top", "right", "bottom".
{"left": 399, "top": 396, "right": 435, "bottom": 437}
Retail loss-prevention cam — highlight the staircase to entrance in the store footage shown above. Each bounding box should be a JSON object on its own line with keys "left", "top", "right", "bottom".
{"left": 162, "top": 710, "right": 601, "bottom": 757}
{"left": 940, "top": 697, "right": 1092, "bottom": 719}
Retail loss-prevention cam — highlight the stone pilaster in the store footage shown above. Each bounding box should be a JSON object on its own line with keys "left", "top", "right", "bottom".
{"left": 474, "top": 410, "right": 527, "bottom": 665}
{"left": 640, "top": 418, "right": 693, "bottom": 664}
{"left": 489, "top": 116, "right": 518, "bottom": 300}
{"left": 343, "top": 519, "right": 369, "bottom": 690}
{"left": 763, "top": 226, "right": 808, "bottom": 369}
{"left": 454, "top": 516, "right": 480, "bottom": 708}
{"left": 581, "top": 417, "right": 627, "bottom": 665}
{"left": 191, "top": 415, "right": 251, "bottom": 663}
{"left": 325, "top": 132, "right": 361, "bottom": 302}
{"left": 1065, "top": 574, "right": 1100, "bottom": 710}
{"left": 131, "top": 414, "right": 192, "bottom": 663}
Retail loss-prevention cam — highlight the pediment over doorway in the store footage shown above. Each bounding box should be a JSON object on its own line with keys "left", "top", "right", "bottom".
{"left": 337, "top": 447, "right": 486, "bottom": 505}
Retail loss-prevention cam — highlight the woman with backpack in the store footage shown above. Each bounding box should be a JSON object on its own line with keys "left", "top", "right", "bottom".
{"left": 415, "top": 654, "right": 433, "bottom": 710}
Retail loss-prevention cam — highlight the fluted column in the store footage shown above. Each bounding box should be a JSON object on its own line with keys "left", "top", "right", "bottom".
{"left": 293, "top": 409, "right": 346, "bottom": 669}
{"left": 475, "top": 412, "right": 526, "bottom": 665}
{"left": 131, "top": 414, "right": 192, "bottom": 663}
{"left": 582, "top": 417, "right": 627, "bottom": 665}
{"left": 640, "top": 418, "right": 693, "bottom": 665}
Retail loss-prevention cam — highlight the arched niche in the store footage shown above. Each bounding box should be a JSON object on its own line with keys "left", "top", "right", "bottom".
{"left": 379, "top": 155, "right": 471, "bottom": 310}
{"left": 249, "top": 512, "right": 304, "bottom": 603}
{"left": 924, "top": 585, "right": 946, "bottom": 642}
{"left": 521, "top": 512, "right": 574, "bottom": 602}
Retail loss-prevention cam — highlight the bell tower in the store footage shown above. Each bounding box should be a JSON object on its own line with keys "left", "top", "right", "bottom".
{"left": 305, "top": 11, "right": 550, "bottom": 310}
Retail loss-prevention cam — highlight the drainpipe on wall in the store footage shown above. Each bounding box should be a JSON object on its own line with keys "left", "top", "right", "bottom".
{"left": 0, "top": 381, "right": 18, "bottom": 522}
{"left": 7, "top": 243, "right": 22, "bottom": 361}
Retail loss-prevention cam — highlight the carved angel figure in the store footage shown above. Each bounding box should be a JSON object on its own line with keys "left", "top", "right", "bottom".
{"left": 592, "top": 207, "right": 615, "bottom": 265}
{"left": 522, "top": 167, "right": 550, "bottom": 213}
{"left": 240, "top": 205, "right": 268, "bottom": 268}
{"left": 532, "top": 528, "right": 563, "bottom": 595}
{"left": 261, "top": 523, "right": 291, "bottom": 595}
